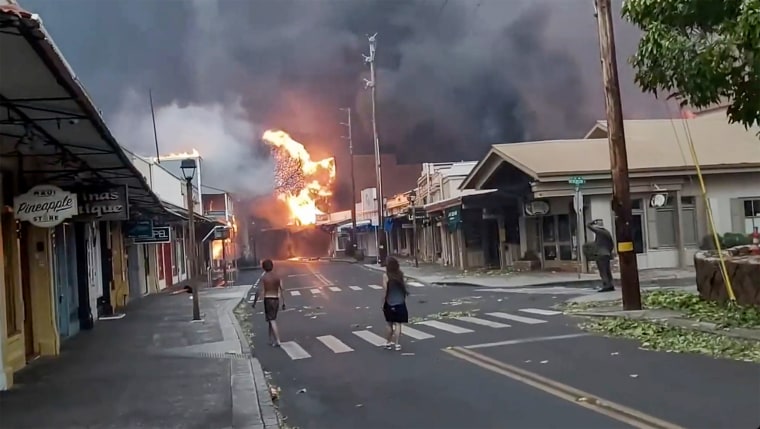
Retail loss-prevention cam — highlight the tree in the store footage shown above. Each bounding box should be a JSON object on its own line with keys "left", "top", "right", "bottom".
{"left": 622, "top": 0, "right": 760, "bottom": 129}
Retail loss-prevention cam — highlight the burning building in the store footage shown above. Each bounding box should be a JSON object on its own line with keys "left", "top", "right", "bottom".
{"left": 263, "top": 129, "right": 336, "bottom": 226}
{"left": 249, "top": 130, "right": 336, "bottom": 260}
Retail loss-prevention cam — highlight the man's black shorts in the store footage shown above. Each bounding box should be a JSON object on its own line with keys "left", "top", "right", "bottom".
{"left": 264, "top": 298, "right": 279, "bottom": 321}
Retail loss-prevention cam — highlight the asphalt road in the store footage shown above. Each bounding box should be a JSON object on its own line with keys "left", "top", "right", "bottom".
{"left": 239, "top": 261, "right": 760, "bottom": 429}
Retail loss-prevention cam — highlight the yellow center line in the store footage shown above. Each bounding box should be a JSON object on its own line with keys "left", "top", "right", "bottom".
{"left": 443, "top": 347, "right": 684, "bottom": 429}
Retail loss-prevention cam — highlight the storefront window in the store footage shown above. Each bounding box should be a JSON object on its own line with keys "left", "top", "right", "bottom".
{"left": 542, "top": 214, "right": 576, "bottom": 261}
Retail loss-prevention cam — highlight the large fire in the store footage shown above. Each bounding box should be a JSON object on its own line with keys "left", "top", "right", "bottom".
{"left": 262, "top": 130, "right": 336, "bottom": 226}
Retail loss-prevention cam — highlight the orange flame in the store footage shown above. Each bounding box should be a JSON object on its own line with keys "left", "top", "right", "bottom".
{"left": 160, "top": 149, "right": 201, "bottom": 160}
{"left": 262, "top": 130, "right": 336, "bottom": 226}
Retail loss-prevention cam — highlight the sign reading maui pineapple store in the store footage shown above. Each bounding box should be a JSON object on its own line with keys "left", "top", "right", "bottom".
{"left": 73, "top": 186, "right": 129, "bottom": 222}
{"left": 14, "top": 185, "right": 78, "bottom": 228}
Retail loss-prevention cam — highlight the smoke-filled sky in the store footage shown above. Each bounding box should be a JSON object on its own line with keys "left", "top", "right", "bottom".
{"left": 21, "top": 0, "right": 672, "bottom": 198}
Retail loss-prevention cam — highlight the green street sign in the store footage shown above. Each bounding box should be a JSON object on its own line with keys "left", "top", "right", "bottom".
{"left": 568, "top": 176, "right": 586, "bottom": 186}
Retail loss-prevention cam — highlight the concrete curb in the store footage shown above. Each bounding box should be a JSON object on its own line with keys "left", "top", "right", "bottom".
{"left": 320, "top": 257, "right": 358, "bottom": 264}
{"left": 573, "top": 309, "right": 760, "bottom": 342}
{"left": 228, "top": 283, "right": 280, "bottom": 429}
{"left": 431, "top": 277, "right": 695, "bottom": 289}
{"left": 363, "top": 262, "right": 695, "bottom": 290}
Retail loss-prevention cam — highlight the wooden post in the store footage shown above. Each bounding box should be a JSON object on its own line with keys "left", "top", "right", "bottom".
{"left": 594, "top": 0, "right": 642, "bottom": 310}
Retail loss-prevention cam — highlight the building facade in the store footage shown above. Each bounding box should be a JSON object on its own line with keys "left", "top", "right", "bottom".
{"left": 462, "top": 117, "right": 760, "bottom": 272}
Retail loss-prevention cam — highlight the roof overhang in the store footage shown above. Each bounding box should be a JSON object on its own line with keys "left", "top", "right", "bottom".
{"left": 460, "top": 147, "right": 539, "bottom": 191}
{"left": 0, "top": 5, "right": 166, "bottom": 218}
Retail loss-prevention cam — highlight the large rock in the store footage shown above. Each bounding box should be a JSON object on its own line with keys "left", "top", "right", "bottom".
{"left": 694, "top": 245, "right": 760, "bottom": 307}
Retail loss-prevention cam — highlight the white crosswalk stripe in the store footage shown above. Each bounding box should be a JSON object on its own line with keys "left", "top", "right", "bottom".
{"left": 310, "top": 289, "right": 322, "bottom": 295}
{"left": 290, "top": 290, "right": 301, "bottom": 296}
{"left": 519, "top": 308, "right": 562, "bottom": 316}
{"left": 368, "top": 284, "right": 383, "bottom": 290}
{"left": 267, "top": 307, "right": 562, "bottom": 358}
{"left": 353, "top": 330, "right": 387, "bottom": 346}
{"left": 407, "top": 281, "right": 425, "bottom": 287}
{"left": 416, "top": 320, "right": 473, "bottom": 334}
{"left": 486, "top": 312, "right": 547, "bottom": 325}
{"left": 280, "top": 341, "right": 311, "bottom": 360}
{"left": 329, "top": 286, "right": 342, "bottom": 292}
{"left": 349, "top": 286, "right": 362, "bottom": 291}
{"left": 401, "top": 326, "right": 435, "bottom": 340}
{"left": 317, "top": 335, "right": 354, "bottom": 353}
{"left": 456, "top": 316, "right": 511, "bottom": 328}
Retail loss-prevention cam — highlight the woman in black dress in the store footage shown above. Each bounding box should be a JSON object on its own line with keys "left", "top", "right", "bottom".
{"left": 382, "top": 257, "right": 410, "bottom": 351}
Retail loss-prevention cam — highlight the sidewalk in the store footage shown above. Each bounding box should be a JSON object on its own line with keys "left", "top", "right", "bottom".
{"left": 0, "top": 285, "right": 277, "bottom": 429}
{"left": 363, "top": 260, "right": 695, "bottom": 289}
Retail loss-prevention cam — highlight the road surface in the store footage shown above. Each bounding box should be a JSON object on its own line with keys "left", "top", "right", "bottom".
{"left": 239, "top": 260, "right": 759, "bottom": 429}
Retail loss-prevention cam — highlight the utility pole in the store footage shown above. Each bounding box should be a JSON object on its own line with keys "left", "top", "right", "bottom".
{"left": 364, "top": 32, "right": 387, "bottom": 266}
{"left": 594, "top": 0, "right": 641, "bottom": 310}
{"left": 340, "top": 107, "right": 358, "bottom": 256}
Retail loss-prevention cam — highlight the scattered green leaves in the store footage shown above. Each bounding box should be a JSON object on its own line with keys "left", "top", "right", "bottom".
{"left": 234, "top": 300, "right": 255, "bottom": 345}
{"left": 643, "top": 290, "right": 760, "bottom": 328}
{"left": 409, "top": 310, "right": 477, "bottom": 323}
{"left": 559, "top": 299, "right": 623, "bottom": 313}
{"left": 581, "top": 317, "right": 760, "bottom": 363}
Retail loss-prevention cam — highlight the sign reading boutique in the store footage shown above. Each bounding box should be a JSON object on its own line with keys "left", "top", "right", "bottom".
{"left": 14, "top": 185, "right": 79, "bottom": 228}
{"left": 72, "top": 185, "right": 129, "bottom": 222}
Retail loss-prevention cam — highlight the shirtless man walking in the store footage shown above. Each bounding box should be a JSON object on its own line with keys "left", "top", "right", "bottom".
{"left": 252, "top": 259, "right": 285, "bottom": 347}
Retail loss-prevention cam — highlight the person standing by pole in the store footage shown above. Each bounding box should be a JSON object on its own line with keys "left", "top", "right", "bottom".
{"left": 594, "top": 0, "right": 642, "bottom": 309}
{"left": 587, "top": 219, "right": 615, "bottom": 292}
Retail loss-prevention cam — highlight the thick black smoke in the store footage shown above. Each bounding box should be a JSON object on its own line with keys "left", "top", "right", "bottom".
{"left": 21, "top": 0, "right": 664, "bottom": 195}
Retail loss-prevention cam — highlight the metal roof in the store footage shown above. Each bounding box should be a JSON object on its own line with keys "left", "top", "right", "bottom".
{"left": 0, "top": 4, "right": 167, "bottom": 218}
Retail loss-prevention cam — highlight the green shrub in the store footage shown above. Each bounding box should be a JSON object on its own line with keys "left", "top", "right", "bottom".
{"left": 723, "top": 232, "right": 752, "bottom": 247}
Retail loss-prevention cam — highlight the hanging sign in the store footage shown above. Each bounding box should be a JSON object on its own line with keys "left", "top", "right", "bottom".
{"left": 133, "top": 226, "right": 172, "bottom": 244}
{"left": 73, "top": 185, "right": 129, "bottom": 221}
{"left": 125, "top": 220, "right": 154, "bottom": 238}
{"left": 14, "top": 184, "right": 78, "bottom": 228}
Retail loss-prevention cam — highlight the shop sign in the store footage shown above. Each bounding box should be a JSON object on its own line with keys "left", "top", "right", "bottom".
{"left": 445, "top": 207, "right": 462, "bottom": 229}
{"left": 133, "top": 226, "right": 172, "bottom": 244}
{"left": 73, "top": 186, "right": 129, "bottom": 221}
{"left": 125, "top": 220, "right": 154, "bottom": 238}
{"left": 14, "top": 184, "right": 78, "bottom": 228}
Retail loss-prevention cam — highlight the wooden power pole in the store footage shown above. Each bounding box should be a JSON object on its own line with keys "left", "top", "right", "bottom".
{"left": 594, "top": 0, "right": 642, "bottom": 310}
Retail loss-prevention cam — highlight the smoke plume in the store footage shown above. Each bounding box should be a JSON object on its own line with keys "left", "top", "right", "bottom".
{"left": 22, "top": 0, "right": 667, "bottom": 200}
{"left": 110, "top": 90, "right": 274, "bottom": 196}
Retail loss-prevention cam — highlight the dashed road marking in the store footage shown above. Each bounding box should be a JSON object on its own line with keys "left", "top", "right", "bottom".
{"left": 401, "top": 326, "right": 435, "bottom": 340}
{"left": 519, "top": 308, "right": 562, "bottom": 316}
{"left": 290, "top": 290, "right": 301, "bottom": 296}
{"left": 456, "top": 316, "right": 511, "bottom": 328}
{"left": 368, "top": 284, "right": 383, "bottom": 290}
{"left": 349, "top": 286, "right": 362, "bottom": 291}
{"left": 310, "top": 289, "right": 322, "bottom": 295}
{"left": 416, "top": 320, "right": 473, "bottom": 334}
{"left": 317, "top": 335, "right": 354, "bottom": 353}
{"left": 486, "top": 312, "right": 547, "bottom": 325}
{"left": 353, "top": 330, "right": 387, "bottom": 346}
{"left": 280, "top": 341, "right": 311, "bottom": 360}
{"left": 329, "top": 286, "right": 342, "bottom": 292}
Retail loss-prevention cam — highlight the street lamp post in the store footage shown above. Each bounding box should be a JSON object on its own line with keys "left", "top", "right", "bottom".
{"left": 181, "top": 158, "right": 201, "bottom": 321}
{"left": 408, "top": 190, "right": 418, "bottom": 268}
